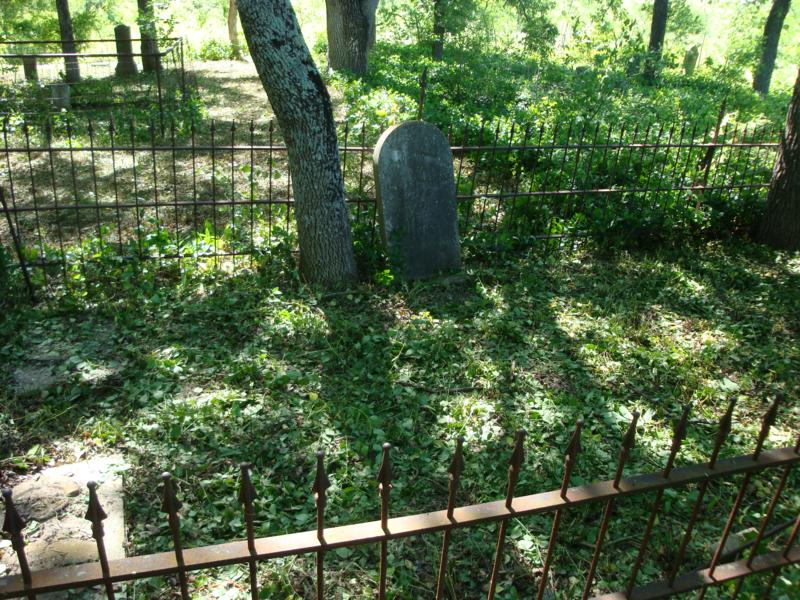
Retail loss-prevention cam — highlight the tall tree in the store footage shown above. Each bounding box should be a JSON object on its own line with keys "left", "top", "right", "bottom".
{"left": 753, "top": 0, "right": 791, "bottom": 95}
{"left": 325, "top": 0, "right": 379, "bottom": 76}
{"left": 644, "top": 0, "right": 669, "bottom": 82}
{"left": 756, "top": 67, "right": 800, "bottom": 250}
{"left": 432, "top": 0, "right": 445, "bottom": 60}
{"left": 55, "top": 0, "right": 80, "bottom": 83}
{"left": 228, "top": 0, "right": 243, "bottom": 60}
{"left": 237, "top": 0, "right": 357, "bottom": 285}
{"left": 137, "top": 0, "right": 162, "bottom": 73}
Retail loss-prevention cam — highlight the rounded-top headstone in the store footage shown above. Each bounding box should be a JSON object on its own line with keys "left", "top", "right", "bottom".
{"left": 373, "top": 121, "right": 461, "bottom": 279}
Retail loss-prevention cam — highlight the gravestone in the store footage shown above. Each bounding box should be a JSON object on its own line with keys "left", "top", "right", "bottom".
{"left": 50, "top": 83, "right": 71, "bottom": 110}
{"left": 22, "top": 57, "right": 38, "bottom": 82}
{"left": 374, "top": 121, "right": 460, "bottom": 279}
{"left": 114, "top": 25, "right": 139, "bottom": 77}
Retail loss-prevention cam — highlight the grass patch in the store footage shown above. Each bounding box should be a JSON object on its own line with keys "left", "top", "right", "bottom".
{"left": 1, "top": 240, "right": 798, "bottom": 598}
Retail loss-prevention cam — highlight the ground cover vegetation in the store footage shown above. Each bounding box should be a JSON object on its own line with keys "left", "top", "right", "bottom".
{"left": 1, "top": 0, "right": 800, "bottom": 598}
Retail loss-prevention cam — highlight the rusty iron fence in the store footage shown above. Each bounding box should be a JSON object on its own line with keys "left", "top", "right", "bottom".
{"left": 0, "top": 398, "right": 798, "bottom": 599}
{"left": 0, "top": 114, "right": 779, "bottom": 302}
{"left": 0, "top": 38, "right": 188, "bottom": 129}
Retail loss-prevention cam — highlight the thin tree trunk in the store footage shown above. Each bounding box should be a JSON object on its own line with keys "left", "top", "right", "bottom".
{"left": 238, "top": 0, "right": 357, "bottom": 286}
{"left": 55, "top": 0, "right": 81, "bottom": 83}
{"left": 753, "top": 0, "right": 791, "bottom": 95}
{"left": 644, "top": 0, "right": 668, "bottom": 82}
{"left": 137, "top": 0, "right": 162, "bottom": 73}
{"left": 326, "top": 0, "right": 378, "bottom": 76}
{"left": 756, "top": 67, "right": 800, "bottom": 250}
{"left": 228, "top": 0, "right": 243, "bottom": 60}
{"left": 432, "top": 0, "right": 445, "bottom": 61}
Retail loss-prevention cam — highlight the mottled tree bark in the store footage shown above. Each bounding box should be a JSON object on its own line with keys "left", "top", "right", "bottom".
{"left": 228, "top": 0, "right": 243, "bottom": 60}
{"left": 644, "top": 0, "right": 668, "bottom": 82}
{"left": 238, "top": 0, "right": 357, "bottom": 286}
{"left": 325, "top": 0, "right": 379, "bottom": 76}
{"left": 432, "top": 0, "right": 445, "bottom": 60}
{"left": 137, "top": 0, "right": 162, "bottom": 73}
{"left": 756, "top": 68, "right": 800, "bottom": 250}
{"left": 55, "top": 0, "right": 81, "bottom": 83}
{"left": 753, "top": 0, "right": 791, "bottom": 95}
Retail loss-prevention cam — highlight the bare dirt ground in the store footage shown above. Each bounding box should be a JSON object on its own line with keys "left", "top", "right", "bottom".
{"left": 191, "top": 58, "right": 346, "bottom": 123}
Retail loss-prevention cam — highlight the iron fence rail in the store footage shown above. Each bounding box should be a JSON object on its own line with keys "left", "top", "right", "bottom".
{"left": 0, "top": 114, "right": 780, "bottom": 301}
{"left": 0, "top": 399, "right": 798, "bottom": 599}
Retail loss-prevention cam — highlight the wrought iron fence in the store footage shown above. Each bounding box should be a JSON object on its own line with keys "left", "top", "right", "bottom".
{"left": 0, "top": 38, "right": 188, "bottom": 129}
{"left": 0, "top": 114, "right": 780, "bottom": 302}
{"left": 0, "top": 398, "right": 798, "bottom": 599}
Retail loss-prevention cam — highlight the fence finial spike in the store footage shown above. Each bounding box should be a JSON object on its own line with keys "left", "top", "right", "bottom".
{"left": 673, "top": 404, "right": 692, "bottom": 443}
{"left": 508, "top": 429, "right": 526, "bottom": 472}
{"left": 239, "top": 463, "right": 256, "bottom": 507}
{"left": 85, "top": 481, "right": 108, "bottom": 526}
{"left": 621, "top": 411, "right": 640, "bottom": 451}
{"left": 312, "top": 450, "right": 330, "bottom": 496}
{"left": 377, "top": 443, "right": 393, "bottom": 487}
{"left": 565, "top": 420, "right": 583, "bottom": 459}
{"left": 449, "top": 437, "right": 465, "bottom": 481}
{"left": 160, "top": 472, "right": 182, "bottom": 514}
{"left": 2, "top": 488, "right": 25, "bottom": 536}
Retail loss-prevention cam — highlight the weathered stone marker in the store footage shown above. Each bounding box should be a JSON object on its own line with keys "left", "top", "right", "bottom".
{"left": 114, "top": 24, "right": 139, "bottom": 77}
{"left": 374, "top": 121, "right": 461, "bottom": 279}
{"left": 50, "top": 83, "right": 71, "bottom": 110}
{"left": 22, "top": 57, "right": 38, "bottom": 82}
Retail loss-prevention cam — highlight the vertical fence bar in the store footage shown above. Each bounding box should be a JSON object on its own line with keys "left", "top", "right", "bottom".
{"left": 479, "top": 119, "right": 500, "bottom": 233}
{"left": 65, "top": 118, "right": 87, "bottom": 284}
{"left": 86, "top": 119, "right": 104, "bottom": 249}
{"left": 249, "top": 121, "right": 255, "bottom": 265}
{"left": 487, "top": 429, "right": 525, "bottom": 600}
{"left": 435, "top": 437, "right": 464, "bottom": 600}
{"left": 377, "top": 443, "right": 392, "bottom": 600}
{"left": 580, "top": 412, "right": 639, "bottom": 600}
{"left": 238, "top": 463, "right": 259, "bottom": 600}
{"left": 170, "top": 119, "right": 181, "bottom": 271}
{"left": 108, "top": 118, "right": 123, "bottom": 253}
{"left": 230, "top": 121, "right": 237, "bottom": 269}
{"left": 731, "top": 433, "right": 800, "bottom": 599}
{"left": 45, "top": 118, "right": 67, "bottom": 287}
{"left": 211, "top": 120, "right": 219, "bottom": 266}
{"left": 704, "top": 398, "right": 781, "bottom": 579}
{"left": 149, "top": 120, "right": 163, "bottom": 271}
{"left": 536, "top": 420, "right": 583, "bottom": 600}
{"left": 312, "top": 451, "right": 330, "bottom": 600}
{"left": 161, "top": 473, "right": 190, "bottom": 600}
{"left": 625, "top": 404, "right": 691, "bottom": 595}
{"left": 1, "top": 488, "right": 36, "bottom": 600}
{"left": 21, "top": 122, "right": 47, "bottom": 286}
{"left": 2, "top": 118, "right": 22, "bottom": 237}
{"left": 667, "top": 398, "right": 736, "bottom": 586}
{"left": 190, "top": 120, "right": 199, "bottom": 249}
{"left": 85, "top": 482, "right": 116, "bottom": 600}
{"left": 0, "top": 187, "right": 36, "bottom": 302}
{"left": 267, "top": 120, "right": 274, "bottom": 241}
{"left": 130, "top": 118, "right": 143, "bottom": 258}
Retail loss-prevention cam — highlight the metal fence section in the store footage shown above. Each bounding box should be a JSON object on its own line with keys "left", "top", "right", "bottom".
{"left": 0, "top": 38, "right": 188, "bottom": 127}
{"left": 0, "top": 399, "right": 798, "bottom": 599}
{"left": 0, "top": 114, "right": 780, "bottom": 301}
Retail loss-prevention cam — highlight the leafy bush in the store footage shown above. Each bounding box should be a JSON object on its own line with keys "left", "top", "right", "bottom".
{"left": 197, "top": 39, "right": 240, "bottom": 61}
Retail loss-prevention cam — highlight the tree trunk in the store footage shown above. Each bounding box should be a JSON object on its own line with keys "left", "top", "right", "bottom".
{"left": 55, "top": 0, "right": 81, "bottom": 83}
{"left": 326, "top": 0, "right": 378, "bottom": 76}
{"left": 137, "top": 0, "right": 162, "bottom": 73}
{"left": 432, "top": 0, "right": 444, "bottom": 61}
{"left": 228, "top": 0, "right": 243, "bottom": 60}
{"left": 238, "top": 0, "right": 358, "bottom": 286}
{"left": 753, "top": 0, "right": 791, "bottom": 95}
{"left": 644, "top": 0, "right": 668, "bottom": 82}
{"left": 756, "top": 67, "right": 800, "bottom": 250}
